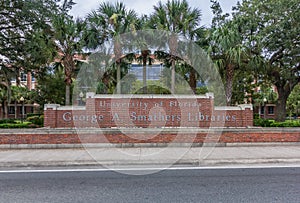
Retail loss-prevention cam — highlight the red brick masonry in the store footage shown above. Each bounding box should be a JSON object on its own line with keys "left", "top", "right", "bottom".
{"left": 44, "top": 93, "right": 253, "bottom": 128}
{"left": 0, "top": 128, "right": 299, "bottom": 145}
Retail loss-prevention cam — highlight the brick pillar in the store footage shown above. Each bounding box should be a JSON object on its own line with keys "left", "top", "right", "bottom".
{"left": 85, "top": 92, "right": 98, "bottom": 128}
{"left": 44, "top": 104, "right": 60, "bottom": 128}
{"left": 239, "top": 104, "right": 253, "bottom": 127}
{"left": 206, "top": 93, "right": 214, "bottom": 107}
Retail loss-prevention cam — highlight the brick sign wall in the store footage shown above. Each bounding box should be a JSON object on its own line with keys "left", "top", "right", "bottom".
{"left": 0, "top": 129, "right": 299, "bottom": 145}
{"left": 44, "top": 93, "right": 253, "bottom": 128}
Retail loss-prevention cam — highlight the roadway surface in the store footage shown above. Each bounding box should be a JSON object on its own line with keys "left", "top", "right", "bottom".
{"left": 0, "top": 167, "right": 299, "bottom": 203}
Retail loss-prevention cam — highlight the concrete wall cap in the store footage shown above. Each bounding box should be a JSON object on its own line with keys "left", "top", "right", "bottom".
{"left": 214, "top": 106, "right": 242, "bottom": 111}
{"left": 238, "top": 104, "right": 253, "bottom": 110}
{"left": 44, "top": 104, "right": 60, "bottom": 110}
{"left": 57, "top": 106, "right": 86, "bottom": 110}
{"left": 91, "top": 93, "right": 213, "bottom": 99}
{"left": 205, "top": 92, "right": 214, "bottom": 99}
{"left": 86, "top": 92, "right": 95, "bottom": 98}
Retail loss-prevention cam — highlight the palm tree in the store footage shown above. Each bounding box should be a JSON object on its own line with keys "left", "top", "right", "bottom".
{"left": 135, "top": 15, "right": 152, "bottom": 94}
{"left": 51, "top": 14, "right": 86, "bottom": 105}
{"left": 149, "top": 0, "right": 202, "bottom": 93}
{"left": 181, "top": 7, "right": 203, "bottom": 93}
{"left": 87, "top": 2, "right": 138, "bottom": 94}
{"left": 209, "top": 20, "right": 247, "bottom": 105}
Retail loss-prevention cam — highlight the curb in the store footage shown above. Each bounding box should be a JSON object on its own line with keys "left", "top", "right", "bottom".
{"left": 1, "top": 158, "right": 300, "bottom": 168}
{"left": 0, "top": 142, "right": 299, "bottom": 149}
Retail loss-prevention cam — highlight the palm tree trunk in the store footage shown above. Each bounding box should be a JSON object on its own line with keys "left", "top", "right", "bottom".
{"left": 225, "top": 64, "right": 234, "bottom": 105}
{"left": 65, "top": 84, "right": 71, "bottom": 105}
{"left": 189, "top": 68, "right": 197, "bottom": 93}
{"left": 116, "top": 63, "right": 121, "bottom": 94}
{"left": 171, "top": 60, "right": 175, "bottom": 94}
{"left": 142, "top": 50, "right": 149, "bottom": 94}
{"left": 63, "top": 54, "right": 75, "bottom": 106}
{"left": 169, "top": 34, "right": 178, "bottom": 94}
{"left": 114, "top": 40, "right": 122, "bottom": 94}
{"left": 143, "top": 64, "right": 147, "bottom": 93}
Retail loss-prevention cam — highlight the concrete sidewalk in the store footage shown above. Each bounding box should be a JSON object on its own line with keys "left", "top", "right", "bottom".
{"left": 0, "top": 144, "right": 300, "bottom": 168}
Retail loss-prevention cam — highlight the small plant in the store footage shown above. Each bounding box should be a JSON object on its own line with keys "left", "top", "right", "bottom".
{"left": 254, "top": 118, "right": 300, "bottom": 127}
{"left": 0, "top": 119, "right": 16, "bottom": 124}
{"left": 253, "top": 118, "right": 274, "bottom": 127}
{"left": 26, "top": 115, "right": 44, "bottom": 127}
{"left": 0, "top": 123, "right": 32, "bottom": 128}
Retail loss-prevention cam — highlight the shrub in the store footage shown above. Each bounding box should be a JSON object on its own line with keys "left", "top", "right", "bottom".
{"left": 0, "top": 123, "right": 31, "bottom": 128}
{"left": 26, "top": 113, "right": 42, "bottom": 118}
{"left": 253, "top": 113, "right": 260, "bottom": 119}
{"left": 26, "top": 115, "right": 43, "bottom": 126}
{"left": 253, "top": 118, "right": 274, "bottom": 127}
{"left": 0, "top": 119, "right": 16, "bottom": 124}
{"left": 270, "top": 120, "right": 300, "bottom": 127}
{"left": 254, "top": 118, "right": 300, "bottom": 127}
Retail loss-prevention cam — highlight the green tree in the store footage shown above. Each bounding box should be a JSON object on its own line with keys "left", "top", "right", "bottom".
{"left": 135, "top": 15, "right": 153, "bottom": 94}
{"left": 235, "top": 0, "right": 300, "bottom": 121}
{"left": 209, "top": 0, "right": 248, "bottom": 105}
{"left": 286, "top": 84, "right": 300, "bottom": 118}
{"left": 149, "top": 0, "right": 202, "bottom": 93}
{"left": 0, "top": 0, "right": 59, "bottom": 67}
{"left": 34, "top": 65, "right": 66, "bottom": 109}
{"left": 87, "top": 1, "right": 138, "bottom": 94}
{"left": 0, "top": 0, "right": 61, "bottom": 115}
{"left": 51, "top": 12, "right": 87, "bottom": 105}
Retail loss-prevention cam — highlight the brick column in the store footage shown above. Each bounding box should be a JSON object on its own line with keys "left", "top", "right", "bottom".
{"left": 238, "top": 104, "right": 253, "bottom": 127}
{"left": 44, "top": 104, "right": 60, "bottom": 128}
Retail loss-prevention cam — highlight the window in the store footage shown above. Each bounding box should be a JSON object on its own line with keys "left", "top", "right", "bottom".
{"left": 19, "top": 106, "right": 26, "bottom": 114}
{"left": 31, "top": 72, "right": 35, "bottom": 82}
{"left": 268, "top": 106, "right": 275, "bottom": 115}
{"left": 21, "top": 72, "right": 27, "bottom": 82}
{"left": 260, "top": 106, "right": 265, "bottom": 115}
{"left": 8, "top": 106, "right": 15, "bottom": 115}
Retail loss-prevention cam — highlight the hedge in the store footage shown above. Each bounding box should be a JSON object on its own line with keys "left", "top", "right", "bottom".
{"left": 254, "top": 118, "right": 300, "bottom": 127}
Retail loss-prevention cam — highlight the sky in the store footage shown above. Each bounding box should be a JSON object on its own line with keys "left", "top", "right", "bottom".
{"left": 70, "top": 0, "right": 239, "bottom": 27}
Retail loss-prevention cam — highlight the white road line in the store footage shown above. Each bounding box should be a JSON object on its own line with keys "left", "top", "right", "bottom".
{"left": 0, "top": 165, "right": 299, "bottom": 173}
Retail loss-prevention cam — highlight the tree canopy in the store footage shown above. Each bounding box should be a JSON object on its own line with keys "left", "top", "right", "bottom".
{"left": 0, "top": 0, "right": 299, "bottom": 121}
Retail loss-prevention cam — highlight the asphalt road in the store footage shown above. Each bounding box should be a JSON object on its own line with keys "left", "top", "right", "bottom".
{"left": 0, "top": 167, "right": 299, "bottom": 203}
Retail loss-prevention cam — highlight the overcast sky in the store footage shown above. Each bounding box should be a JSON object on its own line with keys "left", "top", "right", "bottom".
{"left": 70, "top": 0, "right": 238, "bottom": 27}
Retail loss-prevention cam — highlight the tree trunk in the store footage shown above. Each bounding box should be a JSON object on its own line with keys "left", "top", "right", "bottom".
{"left": 1, "top": 101, "right": 4, "bottom": 119}
{"left": 116, "top": 62, "right": 121, "bottom": 94}
{"left": 225, "top": 64, "right": 234, "bottom": 106}
{"left": 142, "top": 64, "right": 147, "bottom": 93}
{"left": 63, "top": 54, "right": 75, "bottom": 106}
{"left": 65, "top": 84, "right": 71, "bottom": 106}
{"left": 142, "top": 50, "right": 149, "bottom": 94}
{"left": 14, "top": 101, "right": 17, "bottom": 119}
{"left": 276, "top": 97, "right": 287, "bottom": 122}
{"left": 16, "top": 68, "right": 21, "bottom": 87}
{"left": 114, "top": 41, "right": 122, "bottom": 94}
{"left": 189, "top": 68, "right": 197, "bottom": 93}
{"left": 169, "top": 34, "right": 178, "bottom": 94}
{"left": 2, "top": 101, "right": 8, "bottom": 119}
{"left": 276, "top": 86, "right": 289, "bottom": 122}
{"left": 171, "top": 60, "right": 175, "bottom": 94}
